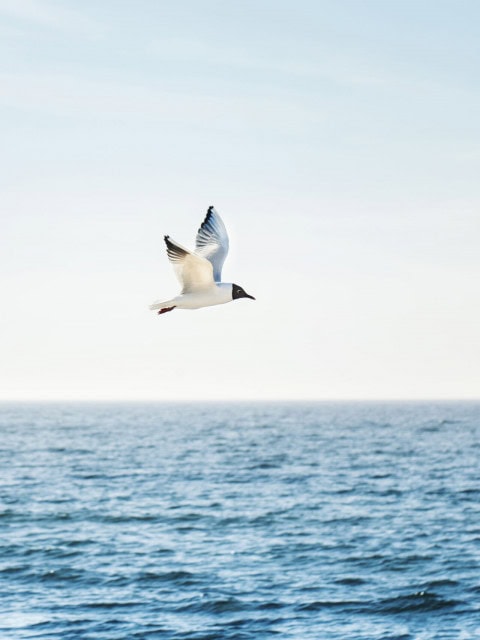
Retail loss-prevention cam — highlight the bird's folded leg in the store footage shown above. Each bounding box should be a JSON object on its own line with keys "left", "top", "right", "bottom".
{"left": 157, "top": 306, "right": 176, "bottom": 315}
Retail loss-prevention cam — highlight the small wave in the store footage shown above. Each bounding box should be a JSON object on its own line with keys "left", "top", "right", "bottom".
{"left": 1, "top": 564, "right": 89, "bottom": 581}
{"left": 217, "top": 515, "right": 245, "bottom": 526}
{"left": 376, "top": 591, "right": 460, "bottom": 613}
{"left": 255, "top": 600, "right": 285, "bottom": 610}
{"left": 295, "top": 591, "right": 460, "bottom": 614}
{"left": 0, "top": 565, "right": 27, "bottom": 576}
{"left": 64, "top": 538, "right": 96, "bottom": 548}
{"left": 177, "top": 596, "right": 246, "bottom": 614}
{"left": 39, "top": 568, "right": 88, "bottom": 582}
{"left": 296, "top": 599, "right": 364, "bottom": 612}
{"left": 248, "top": 461, "right": 282, "bottom": 470}
{"left": 423, "top": 578, "right": 459, "bottom": 589}
{"left": 458, "top": 487, "right": 479, "bottom": 496}
{"left": 0, "top": 508, "right": 16, "bottom": 519}
{"left": 250, "top": 511, "right": 289, "bottom": 525}
{"left": 74, "top": 473, "right": 107, "bottom": 480}
{"left": 96, "top": 513, "right": 160, "bottom": 523}
{"left": 419, "top": 425, "right": 440, "bottom": 433}
{"left": 335, "top": 577, "right": 366, "bottom": 586}
{"left": 168, "top": 511, "right": 207, "bottom": 523}
{"left": 85, "top": 600, "right": 143, "bottom": 609}
{"left": 345, "top": 552, "right": 386, "bottom": 567}
{"left": 380, "top": 554, "right": 434, "bottom": 571}
{"left": 137, "top": 570, "right": 198, "bottom": 585}
{"left": 323, "top": 515, "right": 373, "bottom": 525}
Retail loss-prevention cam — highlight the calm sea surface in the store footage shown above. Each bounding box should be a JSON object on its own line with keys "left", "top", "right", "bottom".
{"left": 0, "top": 402, "right": 479, "bottom": 639}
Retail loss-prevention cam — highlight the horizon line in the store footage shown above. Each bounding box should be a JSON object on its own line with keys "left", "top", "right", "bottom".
{"left": 1, "top": 397, "right": 479, "bottom": 404}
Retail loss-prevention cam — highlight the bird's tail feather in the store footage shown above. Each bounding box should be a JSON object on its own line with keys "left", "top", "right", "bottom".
{"left": 149, "top": 299, "right": 175, "bottom": 311}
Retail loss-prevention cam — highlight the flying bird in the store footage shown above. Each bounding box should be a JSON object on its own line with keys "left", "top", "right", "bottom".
{"left": 150, "top": 206, "right": 255, "bottom": 315}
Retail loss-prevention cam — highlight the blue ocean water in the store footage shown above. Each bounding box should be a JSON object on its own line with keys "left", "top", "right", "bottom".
{"left": 0, "top": 402, "right": 479, "bottom": 640}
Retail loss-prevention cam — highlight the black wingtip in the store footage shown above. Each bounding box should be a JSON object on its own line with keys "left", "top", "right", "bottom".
{"left": 164, "top": 235, "right": 169, "bottom": 242}
{"left": 203, "top": 206, "right": 214, "bottom": 224}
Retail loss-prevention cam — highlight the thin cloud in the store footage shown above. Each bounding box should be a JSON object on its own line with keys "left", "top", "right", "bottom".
{"left": 0, "top": 0, "right": 101, "bottom": 35}
{"left": 148, "top": 36, "right": 387, "bottom": 88}
{"left": 0, "top": 71, "right": 325, "bottom": 132}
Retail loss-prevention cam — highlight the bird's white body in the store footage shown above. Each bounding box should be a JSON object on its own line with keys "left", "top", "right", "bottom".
{"left": 151, "top": 283, "right": 233, "bottom": 311}
{"left": 150, "top": 206, "right": 254, "bottom": 315}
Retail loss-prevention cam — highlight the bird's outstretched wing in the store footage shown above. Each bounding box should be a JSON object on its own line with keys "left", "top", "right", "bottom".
{"left": 195, "top": 206, "right": 229, "bottom": 282}
{"left": 164, "top": 235, "right": 214, "bottom": 293}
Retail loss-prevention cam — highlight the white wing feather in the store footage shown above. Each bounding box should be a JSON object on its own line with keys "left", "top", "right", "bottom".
{"left": 195, "top": 206, "right": 229, "bottom": 282}
{"left": 164, "top": 236, "right": 214, "bottom": 293}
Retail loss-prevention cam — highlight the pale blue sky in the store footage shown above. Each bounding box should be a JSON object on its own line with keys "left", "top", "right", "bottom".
{"left": 1, "top": 0, "right": 479, "bottom": 400}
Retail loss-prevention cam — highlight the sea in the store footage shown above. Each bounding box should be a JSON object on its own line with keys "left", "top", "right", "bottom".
{"left": 0, "top": 402, "right": 479, "bottom": 640}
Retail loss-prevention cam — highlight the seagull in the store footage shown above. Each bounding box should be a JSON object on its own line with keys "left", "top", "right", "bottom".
{"left": 150, "top": 206, "right": 255, "bottom": 315}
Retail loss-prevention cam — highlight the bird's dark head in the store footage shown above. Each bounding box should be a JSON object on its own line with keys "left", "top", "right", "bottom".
{"left": 232, "top": 284, "right": 255, "bottom": 301}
